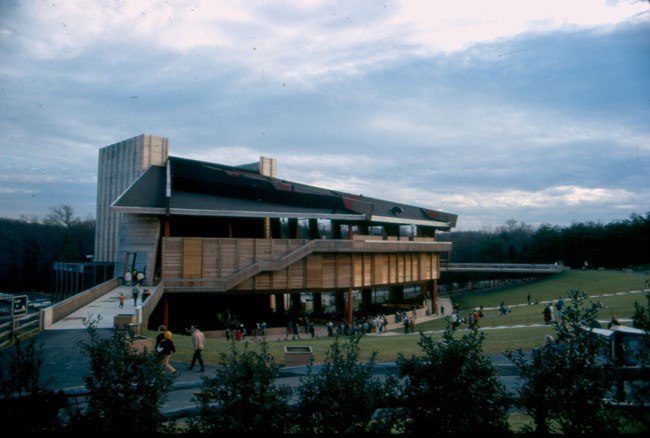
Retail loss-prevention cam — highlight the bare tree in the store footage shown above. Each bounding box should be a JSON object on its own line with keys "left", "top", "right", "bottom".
{"left": 43, "top": 204, "right": 79, "bottom": 228}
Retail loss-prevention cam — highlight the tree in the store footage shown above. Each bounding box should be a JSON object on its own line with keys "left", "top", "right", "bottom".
{"left": 505, "top": 289, "right": 623, "bottom": 435}
{"left": 293, "top": 334, "right": 400, "bottom": 434}
{"left": 69, "top": 317, "right": 174, "bottom": 433}
{"left": 395, "top": 326, "right": 511, "bottom": 434}
{"left": 189, "top": 338, "right": 293, "bottom": 434}
{"left": 44, "top": 204, "right": 83, "bottom": 262}
{"left": 626, "top": 300, "right": 650, "bottom": 430}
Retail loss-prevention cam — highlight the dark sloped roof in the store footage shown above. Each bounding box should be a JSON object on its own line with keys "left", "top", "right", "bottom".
{"left": 112, "top": 156, "right": 457, "bottom": 229}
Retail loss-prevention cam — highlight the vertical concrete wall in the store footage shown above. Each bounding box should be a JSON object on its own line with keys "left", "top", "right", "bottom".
{"left": 94, "top": 134, "right": 168, "bottom": 263}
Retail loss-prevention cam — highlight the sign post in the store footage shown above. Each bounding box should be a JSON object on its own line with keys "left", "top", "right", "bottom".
{"left": 12, "top": 295, "right": 28, "bottom": 316}
{"left": 9, "top": 295, "right": 28, "bottom": 341}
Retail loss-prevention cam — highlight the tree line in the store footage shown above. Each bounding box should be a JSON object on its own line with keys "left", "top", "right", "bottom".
{"left": 0, "top": 206, "right": 648, "bottom": 294}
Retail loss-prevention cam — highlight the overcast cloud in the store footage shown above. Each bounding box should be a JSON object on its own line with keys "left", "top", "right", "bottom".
{"left": 1, "top": 0, "right": 648, "bottom": 231}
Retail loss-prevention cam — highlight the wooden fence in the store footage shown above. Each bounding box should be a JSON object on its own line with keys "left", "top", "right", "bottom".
{"left": 0, "top": 312, "right": 41, "bottom": 350}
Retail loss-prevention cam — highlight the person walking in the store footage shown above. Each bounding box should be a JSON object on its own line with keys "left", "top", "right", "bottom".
{"left": 292, "top": 320, "right": 301, "bottom": 340}
{"left": 188, "top": 325, "right": 205, "bottom": 372}
{"left": 555, "top": 296, "right": 565, "bottom": 322}
{"left": 136, "top": 271, "right": 145, "bottom": 286}
{"left": 117, "top": 292, "right": 125, "bottom": 309}
{"left": 131, "top": 287, "right": 139, "bottom": 306}
{"left": 155, "top": 324, "right": 166, "bottom": 350}
{"left": 542, "top": 304, "right": 552, "bottom": 325}
{"left": 157, "top": 330, "right": 180, "bottom": 377}
{"left": 123, "top": 271, "right": 132, "bottom": 286}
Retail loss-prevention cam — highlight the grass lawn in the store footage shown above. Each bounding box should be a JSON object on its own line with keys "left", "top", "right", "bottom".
{"left": 143, "top": 269, "right": 650, "bottom": 365}
{"left": 141, "top": 268, "right": 648, "bottom": 434}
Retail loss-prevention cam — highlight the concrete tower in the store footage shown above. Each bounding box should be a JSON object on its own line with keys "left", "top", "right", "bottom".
{"left": 94, "top": 134, "right": 169, "bottom": 263}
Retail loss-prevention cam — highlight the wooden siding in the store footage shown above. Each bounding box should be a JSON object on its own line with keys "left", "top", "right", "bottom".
{"left": 182, "top": 238, "right": 202, "bottom": 279}
{"left": 162, "top": 238, "right": 448, "bottom": 293}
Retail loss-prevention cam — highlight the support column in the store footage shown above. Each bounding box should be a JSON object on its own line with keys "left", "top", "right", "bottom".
{"left": 309, "top": 218, "right": 320, "bottom": 239}
{"left": 162, "top": 297, "right": 169, "bottom": 331}
{"left": 312, "top": 292, "right": 323, "bottom": 314}
{"left": 269, "top": 295, "right": 276, "bottom": 312}
{"left": 432, "top": 279, "right": 438, "bottom": 314}
{"left": 291, "top": 293, "right": 302, "bottom": 317}
{"left": 361, "top": 288, "right": 373, "bottom": 316}
{"left": 335, "top": 290, "right": 345, "bottom": 316}
{"left": 288, "top": 218, "right": 299, "bottom": 239}
{"left": 270, "top": 218, "right": 282, "bottom": 238}
{"left": 331, "top": 221, "right": 342, "bottom": 239}
{"left": 346, "top": 287, "right": 353, "bottom": 325}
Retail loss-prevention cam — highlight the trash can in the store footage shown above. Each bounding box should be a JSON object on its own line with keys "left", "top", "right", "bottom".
{"left": 128, "top": 322, "right": 141, "bottom": 337}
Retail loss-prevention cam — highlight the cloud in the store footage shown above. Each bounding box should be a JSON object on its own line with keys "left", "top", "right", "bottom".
{"left": 0, "top": 0, "right": 648, "bottom": 230}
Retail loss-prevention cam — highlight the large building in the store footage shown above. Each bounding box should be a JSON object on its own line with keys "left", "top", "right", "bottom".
{"left": 95, "top": 134, "right": 458, "bottom": 332}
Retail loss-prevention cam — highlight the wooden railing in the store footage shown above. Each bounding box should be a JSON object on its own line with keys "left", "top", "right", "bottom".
{"left": 163, "top": 238, "right": 452, "bottom": 292}
{"left": 0, "top": 312, "right": 41, "bottom": 349}
{"left": 442, "top": 263, "right": 566, "bottom": 273}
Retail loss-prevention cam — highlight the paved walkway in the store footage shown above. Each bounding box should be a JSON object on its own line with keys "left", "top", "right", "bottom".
{"left": 48, "top": 285, "right": 149, "bottom": 330}
{"left": 47, "top": 287, "right": 453, "bottom": 331}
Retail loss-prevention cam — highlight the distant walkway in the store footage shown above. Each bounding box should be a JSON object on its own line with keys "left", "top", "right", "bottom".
{"left": 48, "top": 285, "right": 150, "bottom": 330}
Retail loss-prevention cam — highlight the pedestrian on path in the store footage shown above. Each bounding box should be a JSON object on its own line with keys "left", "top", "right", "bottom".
{"left": 118, "top": 292, "right": 125, "bottom": 309}
{"left": 136, "top": 271, "right": 145, "bottom": 286}
{"left": 543, "top": 304, "right": 552, "bottom": 324}
{"left": 157, "top": 330, "right": 180, "bottom": 377}
{"left": 131, "top": 287, "right": 139, "bottom": 306}
{"left": 188, "top": 325, "right": 205, "bottom": 372}
{"left": 123, "top": 271, "right": 132, "bottom": 286}
{"left": 155, "top": 325, "right": 166, "bottom": 350}
{"left": 292, "top": 320, "right": 301, "bottom": 340}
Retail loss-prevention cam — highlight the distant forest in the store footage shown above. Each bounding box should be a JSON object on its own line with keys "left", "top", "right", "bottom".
{"left": 0, "top": 205, "right": 648, "bottom": 294}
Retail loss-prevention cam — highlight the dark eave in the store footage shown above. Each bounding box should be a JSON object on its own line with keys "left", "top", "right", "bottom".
{"left": 111, "top": 156, "right": 458, "bottom": 230}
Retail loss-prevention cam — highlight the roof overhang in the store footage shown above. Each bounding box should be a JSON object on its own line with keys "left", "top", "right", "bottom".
{"left": 369, "top": 215, "right": 453, "bottom": 228}
{"left": 110, "top": 156, "right": 458, "bottom": 230}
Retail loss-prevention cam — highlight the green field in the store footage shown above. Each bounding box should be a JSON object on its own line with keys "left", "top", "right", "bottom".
{"left": 143, "top": 269, "right": 650, "bottom": 365}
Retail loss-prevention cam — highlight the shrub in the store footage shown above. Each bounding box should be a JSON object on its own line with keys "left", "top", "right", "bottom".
{"left": 188, "top": 338, "right": 293, "bottom": 434}
{"left": 395, "top": 326, "right": 512, "bottom": 434}
{"left": 68, "top": 317, "right": 174, "bottom": 433}
{"left": 506, "top": 289, "right": 624, "bottom": 435}
{"left": 293, "top": 334, "right": 401, "bottom": 434}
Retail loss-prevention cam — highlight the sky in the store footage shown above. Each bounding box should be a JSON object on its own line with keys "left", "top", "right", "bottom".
{"left": 1, "top": 1, "right": 649, "bottom": 231}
